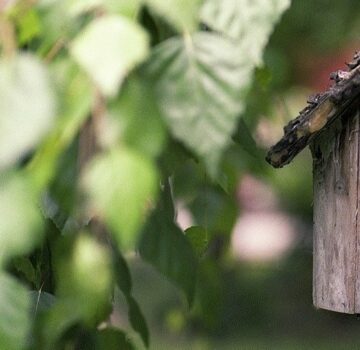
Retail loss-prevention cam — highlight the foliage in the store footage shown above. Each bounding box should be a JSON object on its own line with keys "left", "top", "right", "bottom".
{"left": 0, "top": 0, "right": 290, "bottom": 348}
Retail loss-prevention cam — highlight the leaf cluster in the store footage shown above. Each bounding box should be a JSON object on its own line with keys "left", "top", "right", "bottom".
{"left": 0, "top": 0, "right": 290, "bottom": 348}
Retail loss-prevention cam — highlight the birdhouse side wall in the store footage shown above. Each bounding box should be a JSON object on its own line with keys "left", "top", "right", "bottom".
{"left": 312, "top": 110, "right": 360, "bottom": 314}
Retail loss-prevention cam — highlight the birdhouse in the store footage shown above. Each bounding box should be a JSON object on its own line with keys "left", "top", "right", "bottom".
{"left": 266, "top": 52, "right": 360, "bottom": 314}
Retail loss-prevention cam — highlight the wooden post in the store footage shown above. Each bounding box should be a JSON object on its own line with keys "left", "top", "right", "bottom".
{"left": 312, "top": 108, "right": 360, "bottom": 313}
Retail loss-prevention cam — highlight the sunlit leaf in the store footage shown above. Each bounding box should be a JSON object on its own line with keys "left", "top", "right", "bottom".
{"left": 185, "top": 226, "right": 208, "bottom": 257}
{"left": 139, "top": 182, "right": 198, "bottom": 304}
{"left": 83, "top": 148, "right": 158, "bottom": 250}
{"left": 65, "top": 0, "right": 141, "bottom": 18}
{"left": 145, "top": 0, "right": 202, "bottom": 32}
{"left": 0, "top": 273, "right": 30, "bottom": 350}
{"left": 0, "top": 174, "right": 43, "bottom": 267}
{"left": 16, "top": 8, "right": 42, "bottom": 44}
{"left": 200, "top": 0, "right": 291, "bottom": 65}
{"left": 145, "top": 33, "right": 250, "bottom": 175}
{"left": 0, "top": 53, "right": 55, "bottom": 170}
{"left": 56, "top": 234, "right": 112, "bottom": 312}
{"left": 70, "top": 15, "right": 149, "bottom": 97}
{"left": 109, "top": 77, "right": 166, "bottom": 158}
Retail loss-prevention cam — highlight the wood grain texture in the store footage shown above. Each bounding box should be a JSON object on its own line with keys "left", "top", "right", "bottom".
{"left": 312, "top": 110, "right": 360, "bottom": 313}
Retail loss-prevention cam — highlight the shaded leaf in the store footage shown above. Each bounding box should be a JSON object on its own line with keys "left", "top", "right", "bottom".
{"left": 112, "top": 246, "right": 149, "bottom": 347}
{"left": 145, "top": 0, "right": 202, "bottom": 32}
{"left": 0, "top": 53, "right": 55, "bottom": 170}
{"left": 145, "top": 33, "right": 251, "bottom": 176}
{"left": 28, "top": 65, "right": 92, "bottom": 191}
{"left": 83, "top": 148, "right": 158, "bottom": 250}
{"left": 112, "top": 246, "right": 132, "bottom": 296}
{"left": 12, "top": 257, "right": 37, "bottom": 286}
{"left": 200, "top": 0, "right": 291, "bottom": 65}
{"left": 29, "top": 290, "right": 56, "bottom": 315}
{"left": 109, "top": 77, "right": 166, "bottom": 158}
{"left": 95, "top": 328, "right": 135, "bottom": 350}
{"left": 0, "top": 273, "right": 30, "bottom": 350}
{"left": 232, "top": 118, "right": 259, "bottom": 158}
{"left": 139, "top": 182, "right": 198, "bottom": 304}
{"left": 70, "top": 15, "right": 149, "bottom": 96}
{"left": 0, "top": 173, "right": 43, "bottom": 267}
{"left": 185, "top": 226, "right": 208, "bottom": 257}
{"left": 127, "top": 296, "right": 149, "bottom": 348}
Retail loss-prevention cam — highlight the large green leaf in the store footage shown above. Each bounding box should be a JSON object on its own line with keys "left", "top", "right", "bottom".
{"left": 0, "top": 174, "right": 43, "bottom": 267}
{"left": 139, "top": 181, "right": 198, "bottom": 304}
{"left": 200, "top": 0, "right": 291, "bottom": 65}
{"left": 83, "top": 148, "right": 158, "bottom": 250}
{"left": 70, "top": 15, "right": 149, "bottom": 97}
{"left": 144, "top": 0, "right": 202, "bottom": 32}
{"left": 145, "top": 33, "right": 251, "bottom": 175}
{"left": 0, "top": 53, "right": 55, "bottom": 170}
{"left": 0, "top": 273, "right": 31, "bottom": 350}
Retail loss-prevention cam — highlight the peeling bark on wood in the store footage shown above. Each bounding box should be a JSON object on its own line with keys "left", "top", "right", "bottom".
{"left": 266, "top": 52, "right": 360, "bottom": 168}
{"left": 312, "top": 109, "right": 360, "bottom": 313}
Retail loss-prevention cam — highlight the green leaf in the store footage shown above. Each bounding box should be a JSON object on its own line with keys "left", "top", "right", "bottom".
{"left": 112, "top": 247, "right": 149, "bottom": 347}
{"left": 16, "top": 8, "right": 42, "bottom": 44}
{"left": 145, "top": 33, "right": 250, "bottom": 176}
{"left": 65, "top": 0, "right": 141, "bottom": 18}
{"left": 28, "top": 65, "right": 92, "bottom": 191}
{"left": 0, "top": 273, "right": 31, "bottom": 350}
{"left": 144, "top": 0, "right": 202, "bottom": 32}
{"left": 83, "top": 148, "right": 158, "bottom": 250}
{"left": 139, "top": 182, "right": 198, "bottom": 304}
{"left": 200, "top": 0, "right": 291, "bottom": 65}
{"left": 12, "top": 257, "right": 37, "bottom": 286}
{"left": 39, "top": 300, "right": 83, "bottom": 349}
{"left": 184, "top": 226, "right": 208, "bottom": 257}
{"left": 109, "top": 77, "right": 166, "bottom": 158}
{"left": 70, "top": 15, "right": 149, "bottom": 97}
{"left": 112, "top": 246, "right": 132, "bottom": 296}
{"left": 127, "top": 296, "right": 149, "bottom": 348}
{"left": 29, "top": 290, "right": 56, "bottom": 315}
{"left": 0, "top": 173, "right": 43, "bottom": 267}
{"left": 56, "top": 234, "right": 112, "bottom": 313}
{"left": 0, "top": 53, "right": 55, "bottom": 170}
{"left": 40, "top": 235, "right": 112, "bottom": 347}
{"left": 95, "top": 328, "right": 135, "bottom": 350}
{"left": 232, "top": 118, "right": 259, "bottom": 158}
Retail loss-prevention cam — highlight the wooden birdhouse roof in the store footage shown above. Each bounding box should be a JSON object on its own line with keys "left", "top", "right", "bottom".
{"left": 266, "top": 52, "right": 360, "bottom": 168}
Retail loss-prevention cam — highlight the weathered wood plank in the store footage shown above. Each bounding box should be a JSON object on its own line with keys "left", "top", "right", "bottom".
{"left": 312, "top": 111, "right": 360, "bottom": 313}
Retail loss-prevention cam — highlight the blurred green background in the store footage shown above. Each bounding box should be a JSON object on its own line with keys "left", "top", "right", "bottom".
{"left": 117, "top": 1, "right": 360, "bottom": 349}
